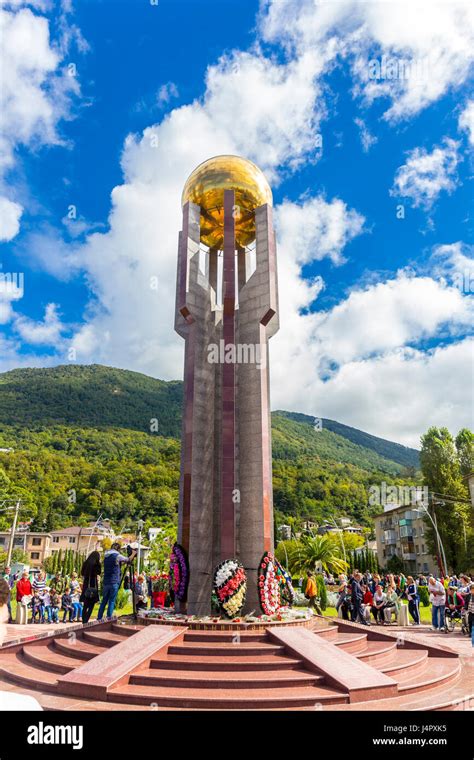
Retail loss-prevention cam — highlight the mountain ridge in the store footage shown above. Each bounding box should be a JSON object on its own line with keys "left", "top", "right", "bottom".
{"left": 0, "top": 364, "right": 419, "bottom": 469}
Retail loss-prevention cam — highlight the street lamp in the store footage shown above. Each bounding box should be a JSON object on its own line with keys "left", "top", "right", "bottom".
{"left": 413, "top": 502, "right": 447, "bottom": 577}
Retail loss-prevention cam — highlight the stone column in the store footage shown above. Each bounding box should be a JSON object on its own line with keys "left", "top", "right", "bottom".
{"left": 175, "top": 201, "right": 217, "bottom": 615}
{"left": 236, "top": 203, "right": 279, "bottom": 612}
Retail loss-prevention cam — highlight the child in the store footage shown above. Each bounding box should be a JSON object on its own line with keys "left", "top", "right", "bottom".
{"left": 31, "top": 592, "right": 44, "bottom": 624}
{"left": 41, "top": 587, "right": 52, "bottom": 623}
{"left": 61, "top": 589, "right": 74, "bottom": 623}
{"left": 50, "top": 589, "right": 60, "bottom": 623}
{"left": 70, "top": 587, "right": 83, "bottom": 621}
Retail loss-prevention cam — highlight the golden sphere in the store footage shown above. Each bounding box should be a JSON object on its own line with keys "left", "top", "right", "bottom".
{"left": 182, "top": 155, "right": 272, "bottom": 248}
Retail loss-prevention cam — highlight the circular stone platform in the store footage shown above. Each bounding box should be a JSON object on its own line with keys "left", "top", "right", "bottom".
{"left": 128, "top": 611, "right": 313, "bottom": 631}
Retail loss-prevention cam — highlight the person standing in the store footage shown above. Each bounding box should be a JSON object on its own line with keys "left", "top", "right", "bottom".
{"left": 406, "top": 575, "right": 420, "bottom": 625}
{"left": 336, "top": 574, "right": 347, "bottom": 614}
{"left": 467, "top": 583, "right": 474, "bottom": 647}
{"left": 97, "top": 542, "right": 136, "bottom": 621}
{"left": 429, "top": 576, "right": 446, "bottom": 631}
{"left": 80, "top": 551, "right": 101, "bottom": 624}
{"left": 16, "top": 571, "right": 32, "bottom": 604}
{"left": 2, "top": 566, "right": 13, "bottom": 623}
{"left": 305, "top": 571, "right": 321, "bottom": 614}
{"left": 351, "top": 572, "right": 366, "bottom": 624}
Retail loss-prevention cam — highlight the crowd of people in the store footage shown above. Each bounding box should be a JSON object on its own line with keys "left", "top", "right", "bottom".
{"left": 1, "top": 551, "right": 473, "bottom": 644}
{"left": 0, "top": 541, "right": 147, "bottom": 626}
{"left": 303, "top": 568, "right": 474, "bottom": 640}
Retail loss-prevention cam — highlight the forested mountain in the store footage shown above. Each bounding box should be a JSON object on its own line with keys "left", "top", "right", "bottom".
{"left": 0, "top": 365, "right": 421, "bottom": 532}
{"left": 275, "top": 412, "right": 419, "bottom": 469}
{"left": 0, "top": 364, "right": 183, "bottom": 437}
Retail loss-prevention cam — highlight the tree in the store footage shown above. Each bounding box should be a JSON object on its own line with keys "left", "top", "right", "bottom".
{"left": 455, "top": 429, "right": 473, "bottom": 479}
{"left": 285, "top": 535, "right": 348, "bottom": 576}
{"left": 146, "top": 522, "right": 177, "bottom": 572}
{"left": 420, "top": 427, "right": 472, "bottom": 573}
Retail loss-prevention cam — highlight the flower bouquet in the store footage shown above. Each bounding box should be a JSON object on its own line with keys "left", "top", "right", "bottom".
{"left": 168, "top": 543, "right": 189, "bottom": 602}
{"left": 274, "top": 557, "right": 295, "bottom": 606}
{"left": 258, "top": 552, "right": 281, "bottom": 615}
{"left": 213, "top": 558, "right": 247, "bottom": 618}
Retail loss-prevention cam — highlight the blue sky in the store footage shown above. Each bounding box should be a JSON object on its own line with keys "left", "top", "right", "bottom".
{"left": 0, "top": 0, "right": 473, "bottom": 446}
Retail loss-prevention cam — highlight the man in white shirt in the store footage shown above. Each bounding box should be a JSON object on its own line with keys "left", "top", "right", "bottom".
{"left": 428, "top": 576, "right": 446, "bottom": 630}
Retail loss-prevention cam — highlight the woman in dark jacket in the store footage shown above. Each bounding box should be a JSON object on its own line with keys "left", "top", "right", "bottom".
{"left": 80, "top": 551, "right": 101, "bottom": 624}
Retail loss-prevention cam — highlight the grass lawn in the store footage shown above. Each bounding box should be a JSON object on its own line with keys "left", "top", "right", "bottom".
{"left": 322, "top": 602, "right": 432, "bottom": 623}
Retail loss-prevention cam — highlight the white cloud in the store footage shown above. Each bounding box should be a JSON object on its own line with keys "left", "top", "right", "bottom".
{"left": 0, "top": 196, "right": 23, "bottom": 240}
{"left": 391, "top": 138, "right": 460, "bottom": 209}
{"left": 1, "top": 0, "right": 472, "bottom": 446}
{"left": 354, "top": 117, "right": 377, "bottom": 153}
{"left": 458, "top": 100, "right": 474, "bottom": 145}
{"left": 156, "top": 82, "right": 179, "bottom": 106}
{"left": 0, "top": 2, "right": 83, "bottom": 235}
{"left": 14, "top": 302, "right": 65, "bottom": 345}
{"left": 275, "top": 195, "right": 365, "bottom": 267}
{"left": 270, "top": 271, "right": 474, "bottom": 446}
{"left": 261, "top": 0, "right": 474, "bottom": 122}
{"left": 312, "top": 339, "right": 474, "bottom": 449}
{"left": 430, "top": 241, "right": 474, "bottom": 293}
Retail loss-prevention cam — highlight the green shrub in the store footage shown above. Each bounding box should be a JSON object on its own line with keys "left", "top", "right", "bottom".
{"left": 114, "top": 588, "right": 130, "bottom": 610}
{"left": 418, "top": 585, "right": 430, "bottom": 607}
{"left": 316, "top": 574, "right": 327, "bottom": 611}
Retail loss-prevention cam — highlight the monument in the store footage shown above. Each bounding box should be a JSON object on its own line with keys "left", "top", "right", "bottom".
{"left": 174, "top": 155, "right": 279, "bottom": 615}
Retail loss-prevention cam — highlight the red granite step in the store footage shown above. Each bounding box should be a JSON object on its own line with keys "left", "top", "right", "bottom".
{"left": 129, "top": 668, "right": 323, "bottom": 689}
{"left": 53, "top": 636, "right": 105, "bottom": 660}
{"left": 332, "top": 632, "right": 368, "bottom": 653}
{"left": 395, "top": 657, "right": 461, "bottom": 694}
{"left": 0, "top": 671, "right": 150, "bottom": 711}
{"left": 377, "top": 650, "right": 428, "bottom": 678}
{"left": 168, "top": 642, "right": 286, "bottom": 657}
{"left": 183, "top": 630, "right": 267, "bottom": 643}
{"left": 22, "top": 641, "right": 80, "bottom": 675}
{"left": 310, "top": 626, "right": 339, "bottom": 640}
{"left": 81, "top": 629, "right": 128, "bottom": 648}
{"left": 150, "top": 653, "right": 304, "bottom": 671}
{"left": 330, "top": 662, "right": 470, "bottom": 711}
{"left": 355, "top": 640, "right": 398, "bottom": 664}
{"left": 111, "top": 622, "right": 144, "bottom": 636}
{"left": 0, "top": 651, "right": 59, "bottom": 693}
{"left": 107, "top": 682, "right": 349, "bottom": 709}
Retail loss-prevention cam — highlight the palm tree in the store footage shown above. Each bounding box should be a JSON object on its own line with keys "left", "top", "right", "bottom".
{"left": 287, "top": 534, "right": 348, "bottom": 576}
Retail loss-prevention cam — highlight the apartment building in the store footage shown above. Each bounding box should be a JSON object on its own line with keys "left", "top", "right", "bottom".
{"left": 0, "top": 531, "right": 52, "bottom": 568}
{"left": 0, "top": 523, "right": 115, "bottom": 569}
{"left": 374, "top": 503, "right": 439, "bottom": 576}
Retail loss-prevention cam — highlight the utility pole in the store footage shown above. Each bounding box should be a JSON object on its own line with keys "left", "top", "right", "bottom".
{"left": 137, "top": 519, "right": 144, "bottom": 575}
{"left": 6, "top": 499, "right": 21, "bottom": 567}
